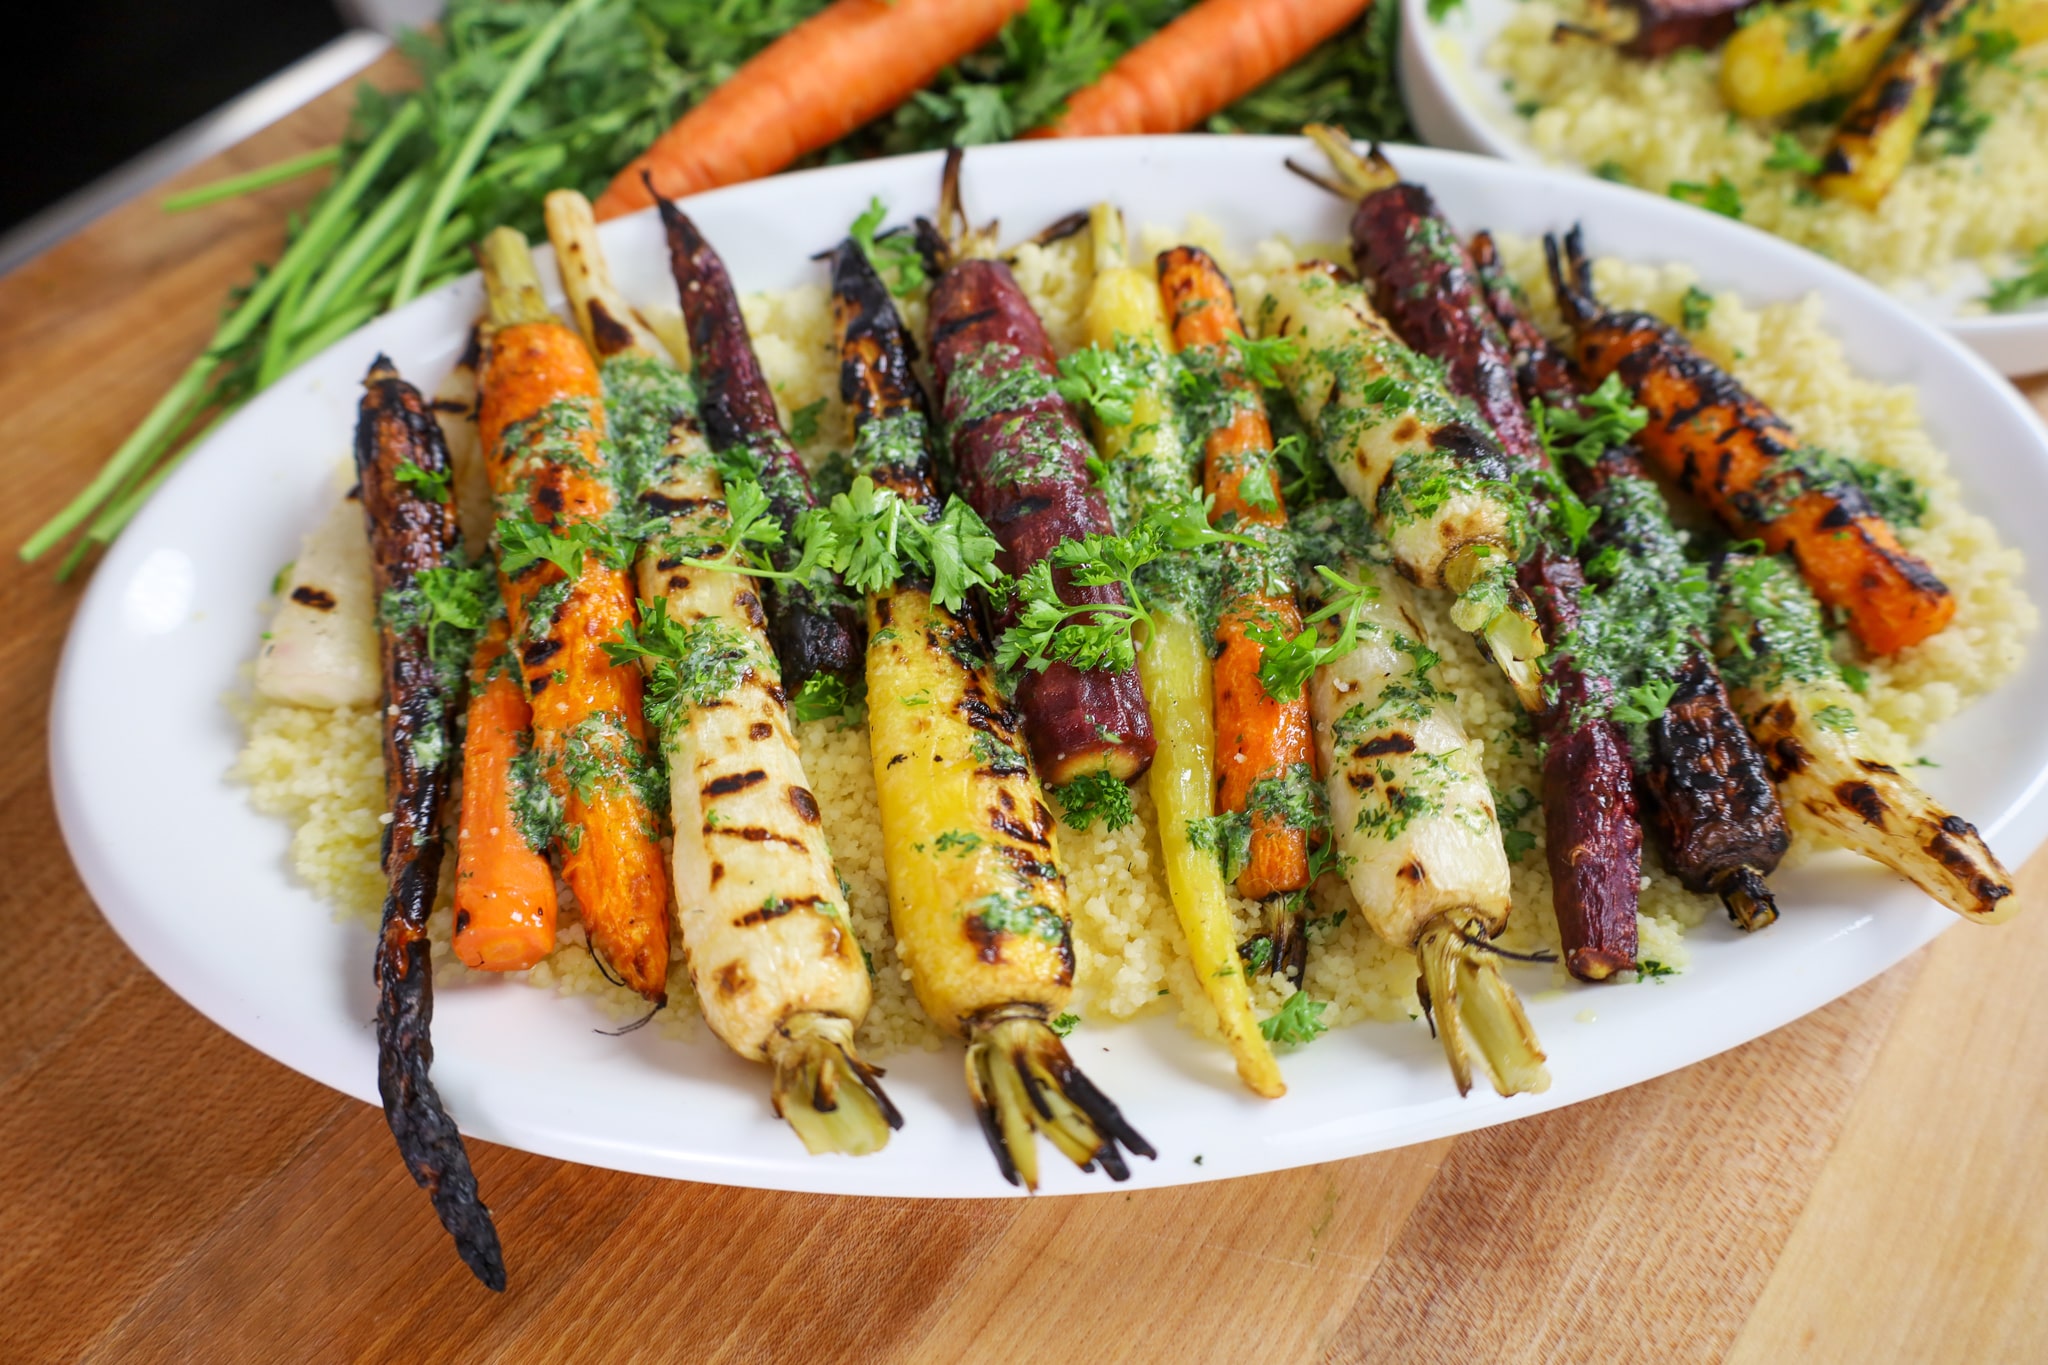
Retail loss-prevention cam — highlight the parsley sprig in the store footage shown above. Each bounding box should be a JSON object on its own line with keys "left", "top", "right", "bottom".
{"left": 1054, "top": 344, "right": 1143, "bottom": 427}
{"left": 996, "top": 501, "right": 1255, "bottom": 675}
{"left": 1259, "top": 991, "right": 1329, "bottom": 1046}
{"left": 497, "top": 508, "right": 637, "bottom": 578}
{"left": 848, "top": 197, "right": 927, "bottom": 295}
{"left": 804, "top": 475, "right": 1005, "bottom": 612}
{"left": 1245, "top": 565, "right": 1380, "bottom": 700}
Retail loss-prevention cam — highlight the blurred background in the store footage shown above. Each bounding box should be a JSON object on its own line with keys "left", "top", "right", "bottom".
{"left": 6, "top": 0, "right": 442, "bottom": 238}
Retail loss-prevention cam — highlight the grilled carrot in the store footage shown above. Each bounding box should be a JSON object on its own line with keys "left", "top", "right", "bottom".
{"left": 1715, "top": 552, "right": 2016, "bottom": 924}
{"left": 1815, "top": 0, "right": 1973, "bottom": 209}
{"left": 653, "top": 193, "right": 865, "bottom": 701}
{"left": 544, "top": 191, "right": 896, "bottom": 1155}
{"left": 1546, "top": 229, "right": 1954, "bottom": 657}
{"left": 355, "top": 355, "right": 503, "bottom": 1291}
{"left": 1158, "top": 244, "right": 1320, "bottom": 981}
{"left": 1081, "top": 206, "right": 1285, "bottom": 1097}
{"left": 1720, "top": 0, "right": 1913, "bottom": 120}
{"left": 921, "top": 151, "right": 1157, "bottom": 787}
{"left": 453, "top": 618, "right": 560, "bottom": 971}
{"left": 1037, "top": 0, "right": 1370, "bottom": 137}
{"left": 831, "top": 235, "right": 1151, "bottom": 1187}
{"left": 477, "top": 228, "right": 671, "bottom": 1006}
{"left": 1472, "top": 232, "right": 1788, "bottom": 932}
{"left": 596, "top": 0, "right": 1031, "bottom": 217}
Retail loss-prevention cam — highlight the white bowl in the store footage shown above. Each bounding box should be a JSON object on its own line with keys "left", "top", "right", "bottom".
{"left": 50, "top": 136, "right": 2048, "bottom": 1197}
{"left": 1397, "top": 0, "right": 2048, "bottom": 377}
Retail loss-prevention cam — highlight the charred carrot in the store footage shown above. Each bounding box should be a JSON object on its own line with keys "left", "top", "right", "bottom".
{"left": 355, "top": 355, "right": 503, "bottom": 1291}
{"left": 1158, "top": 244, "right": 1320, "bottom": 982}
{"left": 1038, "top": 0, "right": 1370, "bottom": 137}
{"left": 921, "top": 152, "right": 1157, "bottom": 787}
{"left": 1546, "top": 228, "right": 1954, "bottom": 656}
{"left": 477, "top": 228, "right": 671, "bottom": 1005}
{"left": 596, "top": 0, "right": 1030, "bottom": 218}
{"left": 453, "top": 617, "right": 560, "bottom": 972}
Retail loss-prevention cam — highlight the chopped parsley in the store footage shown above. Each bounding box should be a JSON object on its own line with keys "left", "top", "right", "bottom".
{"left": 603, "top": 601, "right": 760, "bottom": 736}
{"left": 1054, "top": 342, "right": 1144, "bottom": 428}
{"left": 791, "top": 673, "right": 859, "bottom": 724}
{"left": 786, "top": 397, "right": 827, "bottom": 448}
{"left": 1763, "top": 132, "right": 1824, "bottom": 177}
{"left": 497, "top": 509, "right": 636, "bottom": 579}
{"left": 1669, "top": 176, "right": 1744, "bottom": 220}
{"left": 1679, "top": 285, "right": 1715, "bottom": 333}
{"left": 1049, "top": 1012, "right": 1080, "bottom": 1037}
{"left": 1814, "top": 703, "right": 1859, "bottom": 734}
{"left": 1986, "top": 243, "right": 2048, "bottom": 314}
{"left": 1246, "top": 565, "right": 1379, "bottom": 701}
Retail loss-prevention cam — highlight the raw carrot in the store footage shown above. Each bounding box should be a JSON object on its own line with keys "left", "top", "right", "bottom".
{"left": 1158, "top": 244, "right": 1319, "bottom": 980}
{"left": 478, "top": 229, "right": 672, "bottom": 1004}
{"left": 1037, "top": 0, "right": 1370, "bottom": 138}
{"left": 453, "top": 618, "right": 560, "bottom": 972}
{"left": 595, "top": 0, "right": 1030, "bottom": 219}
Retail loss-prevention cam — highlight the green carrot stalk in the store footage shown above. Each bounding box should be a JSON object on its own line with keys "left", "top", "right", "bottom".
{"left": 161, "top": 146, "right": 342, "bottom": 213}
{"left": 390, "top": 0, "right": 601, "bottom": 305}
{"left": 292, "top": 171, "right": 428, "bottom": 325}
{"left": 20, "top": 99, "right": 423, "bottom": 562}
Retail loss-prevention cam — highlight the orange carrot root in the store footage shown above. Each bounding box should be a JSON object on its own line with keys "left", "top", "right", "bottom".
{"left": 597, "top": 0, "right": 1031, "bottom": 218}
{"left": 1040, "top": 0, "right": 1371, "bottom": 138}
{"left": 454, "top": 619, "right": 560, "bottom": 971}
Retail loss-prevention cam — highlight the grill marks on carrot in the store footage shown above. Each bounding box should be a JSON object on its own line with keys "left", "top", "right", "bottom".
{"left": 1159, "top": 245, "right": 1317, "bottom": 907}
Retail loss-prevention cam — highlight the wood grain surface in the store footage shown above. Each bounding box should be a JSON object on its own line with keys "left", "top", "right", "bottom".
{"left": 5, "top": 63, "right": 2046, "bottom": 1363}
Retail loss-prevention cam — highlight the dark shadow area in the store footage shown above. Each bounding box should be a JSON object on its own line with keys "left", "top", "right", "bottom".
{"left": 6, "top": 0, "right": 346, "bottom": 233}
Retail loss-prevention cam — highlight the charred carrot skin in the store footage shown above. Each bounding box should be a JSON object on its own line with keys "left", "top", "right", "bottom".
{"left": 355, "top": 356, "right": 503, "bottom": 1292}
{"left": 479, "top": 309, "right": 671, "bottom": 1005}
{"left": 655, "top": 194, "right": 864, "bottom": 694}
{"left": 1546, "top": 229, "right": 1953, "bottom": 657}
{"left": 1473, "top": 233, "right": 1788, "bottom": 930}
{"left": 1341, "top": 185, "right": 1644, "bottom": 979}
{"left": 453, "top": 618, "right": 560, "bottom": 972}
{"left": 1157, "top": 246, "right": 1317, "bottom": 975}
{"left": 1521, "top": 552, "right": 1643, "bottom": 979}
{"left": 925, "top": 256, "right": 1158, "bottom": 787}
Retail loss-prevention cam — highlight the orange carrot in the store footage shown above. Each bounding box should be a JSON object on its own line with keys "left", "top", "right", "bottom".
{"left": 1158, "top": 245, "right": 1316, "bottom": 919}
{"left": 1548, "top": 231, "right": 1955, "bottom": 656}
{"left": 478, "top": 230, "right": 672, "bottom": 1004}
{"left": 454, "top": 618, "right": 560, "bottom": 972}
{"left": 595, "top": 0, "right": 1030, "bottom": 219}
{"left": 1038, "top": 0, "right": 1370, "bottom": 138}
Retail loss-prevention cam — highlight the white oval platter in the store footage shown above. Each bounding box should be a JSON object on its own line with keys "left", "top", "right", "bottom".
{"left": 1397, "top": 0, "right": 2048, "bottom": 376}
{"left": 50, "top": 136, "right": 2048, "bottom": 1197}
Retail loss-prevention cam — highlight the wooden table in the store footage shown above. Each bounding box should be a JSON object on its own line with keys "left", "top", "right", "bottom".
{"left": 6, "top": 65, "right": 2046, "bottom": 1364}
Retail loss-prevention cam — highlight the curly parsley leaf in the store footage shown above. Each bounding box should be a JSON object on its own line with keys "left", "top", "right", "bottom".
{"left": 1246, "top": 565, "right": 1380, "bottom": 700}
{"left": 1054, "top": 344, "right": 1141, "bottom": 428}
{"left": 395, "top": 459, "right": 453, "bottom": 504}
{"left": 1259, "top": 991, "right": 1329, "bottom": 1046}
{"left": 1052, "top": 767, "right": 1136, "bottom": 832}
{"left": 807, "top": 474, "right": 1004, "bottom": 612}
{"left": 1669, "top": 175, "right": 1744, "bottom": 220}
{"left": 1610, "top": 677, "right": 1679, "bottom": 727}
{"left": 1531, "top": 375, "right": 1648, "bottom": 467}
{"left": 496, "top": 509, "right": 636, "bottom": 578}
{"left": 1227, "top": 332, "right": 1300, "bottom": 388}
{"left": 848, "top": 196, "right": 927, "bottom": 295}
